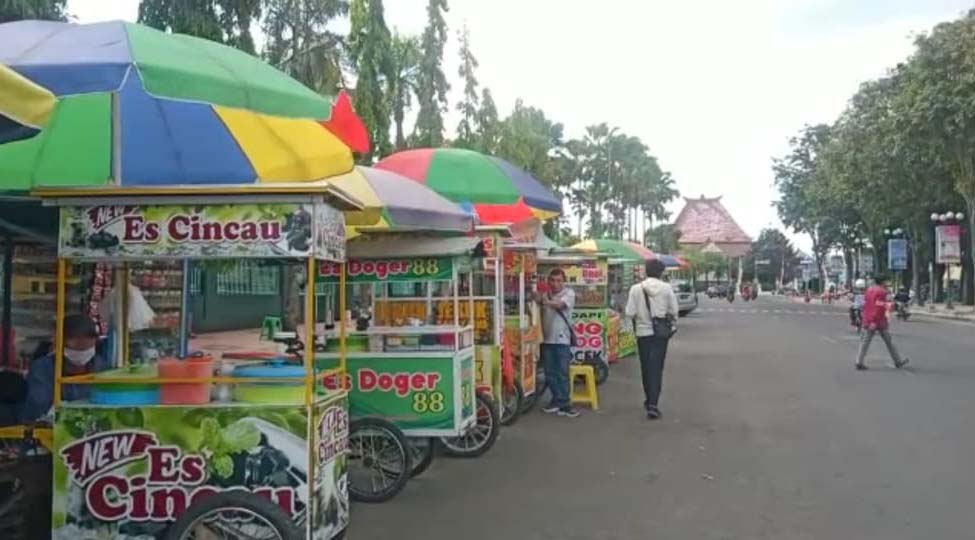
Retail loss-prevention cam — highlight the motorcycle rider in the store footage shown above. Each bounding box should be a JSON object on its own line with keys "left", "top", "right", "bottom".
{"left": 849, "top": 279, "right": 866, "bottom": 329}
{"left": 894, "top": 285, "right": 912, "bottom": 319}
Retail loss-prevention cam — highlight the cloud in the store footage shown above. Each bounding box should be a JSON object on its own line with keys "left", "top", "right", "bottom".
{"left": 66, "top": 0, "right": 970, "bottom": 251}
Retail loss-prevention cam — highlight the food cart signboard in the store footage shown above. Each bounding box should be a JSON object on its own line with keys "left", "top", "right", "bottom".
{"left": 53, "top": 403, "right": 344, "bottom": 538}
{"left": 618, "top": 324, "right": 637, "bottom": 358}
{"left": 59, "top": 203, "right": 345, "bottom": 260}
{"left": 319, "top": 257, "right": 454, "bottom": 282}
{"left": 311, "top": 395, "right": 350, "bottom": 540}
{"left": 321, "top": 354, "right": 473, "bottom": 435}
{"left": 606, "top": 312, "right": 620, "bottom": 363}
{"left": 571, "top": 309, "right": 607, "bottom": 363}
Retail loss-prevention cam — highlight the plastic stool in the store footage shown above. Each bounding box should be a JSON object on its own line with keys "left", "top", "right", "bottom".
{"left": 569, "top": 364, "right": 599, "bottom": 410}
{"left": 260, "top": 316, "right": 283, "bottom": 341}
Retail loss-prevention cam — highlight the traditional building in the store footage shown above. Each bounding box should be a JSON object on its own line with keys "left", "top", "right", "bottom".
{"left": 673, "top": 195, "right": 752, "bottom": 287}
{"left": 673, "top": 195, "right": 752, "bottom": 258}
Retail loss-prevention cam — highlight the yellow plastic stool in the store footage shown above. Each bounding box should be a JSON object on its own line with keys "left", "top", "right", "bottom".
{"left": 569, "top": 364, "right": 599, "bottom": 410}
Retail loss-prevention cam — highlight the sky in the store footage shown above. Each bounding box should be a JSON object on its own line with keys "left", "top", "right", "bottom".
{"left": 66, "top": 0, "right": 975, "bottom": 251}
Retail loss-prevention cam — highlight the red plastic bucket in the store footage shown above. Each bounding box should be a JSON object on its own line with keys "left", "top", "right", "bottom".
{"left": 159, "top": 355, "right": 214, "bottom": 404}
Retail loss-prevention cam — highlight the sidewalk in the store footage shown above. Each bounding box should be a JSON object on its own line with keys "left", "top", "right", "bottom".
{"left": 785, "top": 294, "right": 974, "bottom": 322}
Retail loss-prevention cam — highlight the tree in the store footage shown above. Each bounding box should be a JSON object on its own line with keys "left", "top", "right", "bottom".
{"left": 263, "top": 0, "right": 349, "bottom": 95}
{"left": 1, "top": 0, "right": 66, "bottom": 22}
{"left": 773, "top": 124, "right": 851, "bottom": 291}
{"left": 743, "top": 229, "right": 799, "bottom": 289}
{"left": 646, "top": 224, "right": 681, "bottom": 254}
{"left": 349, "top": 0, "right": 394, "bottom": 161}
{"left": 896, "top": 12, "right": 975, "bottom": 304}
{"left": 453, "top": 24, "right": 479, "bottom": 150}
{"left": 388, "top": 33, "right": 421, "bottom": 150}
{"left": 138, "top": 0, "right": 261, "bottom": 54}
{"left": 411, "top": 0, "right": 449, "bottom": 147}
{"left": 474, "top": 87, "right": 501, "bottom": 154}
{"left": 496, "top": 100, "right": 564, "bottom": 183}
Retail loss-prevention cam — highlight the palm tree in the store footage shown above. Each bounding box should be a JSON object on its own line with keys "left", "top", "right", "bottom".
{"left": 388, "top": 33, "right": 421, "bottom": 150}
{"left": 262, "top": 0, "right": 350, "bottom": 95}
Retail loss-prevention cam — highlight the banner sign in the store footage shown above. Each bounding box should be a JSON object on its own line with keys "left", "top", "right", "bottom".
{"left": 319, "top": 257, "right": 454, "bottom": 283}
{"left": 888, "top": 239, "right": 908, "bottom": 271}
{"left": 53, "top": 399, "right": 349, "bottom": 539}
{"left": 618, "top": 325, "right": 637, "bottom": 358}
{"left": 59, "top": 202, "right": 345, "bottom": 260}
{"left": 320, "top": 354, "right": 474, "bottom": 436}
{"left": 571, "top": 309, "right": 607, "bottom": 363}
{"left": 606, "top": 312, "right": 620, "bottom": 363}
{"left": 936, "top": 225, "right": 962, "bottom": 265}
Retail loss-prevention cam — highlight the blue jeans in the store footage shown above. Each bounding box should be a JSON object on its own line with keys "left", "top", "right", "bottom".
{"left": 541, "top": 344, "right": 571, "bottom": 409}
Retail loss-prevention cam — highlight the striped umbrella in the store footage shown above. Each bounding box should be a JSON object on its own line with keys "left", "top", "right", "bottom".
{"left": 329, "top": 166, "right": 474, "bottom": 233}
{"left": 374, "top": 147, "right": 562, "bottom": 225}
{"left": 0, "top": 20, "right": 369, "bottom": 191}
{"left": 657, "top": 254, "right": 689, "bottom": 269}
{"left": 572, "top": 239, "right": 656, "bottom": 261}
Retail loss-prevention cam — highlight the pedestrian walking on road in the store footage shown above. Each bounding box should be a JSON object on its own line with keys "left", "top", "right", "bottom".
{"left": 856, "top": 275, "right": 909, "bottom": 371}
{"left": 536, "top": 268, "right": 580, "bottom": 418}
{"left": 626, "top": 259, "right": 679, "bottom": 419}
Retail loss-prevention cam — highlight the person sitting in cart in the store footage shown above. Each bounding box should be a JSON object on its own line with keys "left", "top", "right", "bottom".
{"left": 19, "top": 314, "right": 110, "bottom": 423}
{"left": 535, "top": 268, "right": 580, "bottom": 418}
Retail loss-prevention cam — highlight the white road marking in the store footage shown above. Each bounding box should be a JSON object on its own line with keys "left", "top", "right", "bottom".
{"left": 821, "top": 336, "right": 839, "bottom": 345}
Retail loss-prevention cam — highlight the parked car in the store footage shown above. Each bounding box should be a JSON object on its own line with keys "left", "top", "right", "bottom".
{"left": 706, "top": 285, "right": 727, "bottom": 298}
{"left": 672, "top": 279, "right": 698, "bottom": 316}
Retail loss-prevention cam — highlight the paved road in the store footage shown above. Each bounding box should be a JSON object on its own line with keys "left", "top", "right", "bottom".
{"left": 350, "top": 295, "right": 975, "bottom": 540}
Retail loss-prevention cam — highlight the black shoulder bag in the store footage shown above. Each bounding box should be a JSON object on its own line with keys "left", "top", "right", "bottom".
{"left": 643, "top": 288, "right": 676, "bottom": 339}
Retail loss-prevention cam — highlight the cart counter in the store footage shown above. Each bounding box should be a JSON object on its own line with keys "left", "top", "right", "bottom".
{"left": 316, "top": 325, "right": 476, "bottom": 437}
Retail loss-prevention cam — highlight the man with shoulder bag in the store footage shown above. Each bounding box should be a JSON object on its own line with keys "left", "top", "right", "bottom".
{"left": 625, "top": 259, "right": 679, "bottom": 420}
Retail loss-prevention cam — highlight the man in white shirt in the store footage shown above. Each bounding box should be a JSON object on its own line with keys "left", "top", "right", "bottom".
{"left": 625, "top": 259, "right": 679, "bottom": 420}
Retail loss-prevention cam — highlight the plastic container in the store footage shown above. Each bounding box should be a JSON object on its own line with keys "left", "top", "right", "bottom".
{"left": 159, "top": 354, "right": 214, "bottom": 405}
{"left": 91, "top": 364, "right": 160, "bottom": 406}
{"left": 233, "top": 359, "right": 306, "bottom": 405}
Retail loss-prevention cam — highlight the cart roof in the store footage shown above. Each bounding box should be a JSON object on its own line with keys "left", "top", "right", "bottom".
{"left": 33, "top": 180, "right": 364, "bottom": 212}
{"left": 348, "top": 235, "right": 482, "bottom": 259}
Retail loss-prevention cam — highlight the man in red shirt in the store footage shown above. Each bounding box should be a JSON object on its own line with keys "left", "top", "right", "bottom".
{"left": 856, "top": 275, "right": 909, "bottom": 370}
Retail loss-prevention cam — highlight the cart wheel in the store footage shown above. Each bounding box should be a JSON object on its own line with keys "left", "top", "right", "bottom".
{"left": 439, "top": 392, "right": 500, "bottom": 458}
{"left": 163, "top": 490, "right": 301, "bottom": 540}
{"left": 407, "top": 437, "right": 436, "bottom": 478}
{"left": 592, "top": 360, "right": 609, "bottom": 385}
{"left": 500, "top": 381, "right": 523, "bottom": 426}
{"left": 348, "top": 417, "right": 411, "bottom": 503}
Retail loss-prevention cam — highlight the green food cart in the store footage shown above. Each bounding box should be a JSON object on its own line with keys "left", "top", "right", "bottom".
{"left": 315, "top": 235, "right": 495, "bottom": 459}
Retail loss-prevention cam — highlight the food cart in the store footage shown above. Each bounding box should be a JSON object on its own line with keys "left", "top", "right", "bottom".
{"left": 468, "top": 223, "right": 544, "bottom": 424}
{"left": 42, "top": 187, "right": 355, "bottom": 540}
{"left": 315, "top": 235, "right": 490, "bottom": 461}
{"left": 537, "top": 249, "right": 610, "bottom": 384}
{"left": 607, "top": 258, "right": 644, "bottom": 361}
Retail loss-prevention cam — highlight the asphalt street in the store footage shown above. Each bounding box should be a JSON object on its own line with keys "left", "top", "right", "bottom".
{"left": 350, "top": 295, "right": 975, "bottom": 540}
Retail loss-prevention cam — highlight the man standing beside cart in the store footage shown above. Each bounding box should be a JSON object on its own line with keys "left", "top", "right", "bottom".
{"left": 536, "top": 268, "right": 580, "bottom": 418}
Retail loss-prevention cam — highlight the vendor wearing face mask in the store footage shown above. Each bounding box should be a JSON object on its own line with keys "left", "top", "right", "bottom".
{"left": 20, "top": 314, "right": 109, "bottom": 423}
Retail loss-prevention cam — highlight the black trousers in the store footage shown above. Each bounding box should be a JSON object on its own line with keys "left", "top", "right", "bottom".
{"left": 637, "top": 335, "right": 669, "bottom": 408}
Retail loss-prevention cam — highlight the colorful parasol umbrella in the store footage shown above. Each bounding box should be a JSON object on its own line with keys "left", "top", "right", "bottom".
{"left": 572, "top": 239, "right": 656, "bottom": 261}
{"left": 0, "top": 20, "right": 369, "bottom": 191}
{"left": 657, "top": 254, "right": 689, "bottom": 269}
{"left": 329, "top": 166, "right": 474, "bottom": 233}
{"left": 374, "top": 147, "right": 562, "bottom": 224}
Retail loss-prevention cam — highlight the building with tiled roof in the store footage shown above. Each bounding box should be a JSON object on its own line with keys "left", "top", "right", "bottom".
{"left": 673, "top": 195, "right": 752, "bottom": 258}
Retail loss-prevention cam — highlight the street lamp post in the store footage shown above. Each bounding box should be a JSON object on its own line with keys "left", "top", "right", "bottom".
{"left": 931, "top": 211, "right": 965, "bottom": 310}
